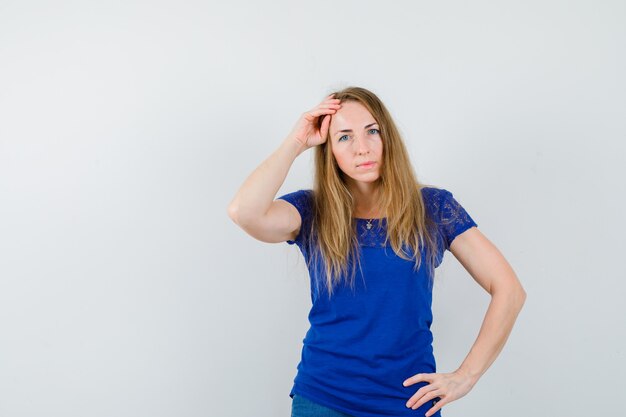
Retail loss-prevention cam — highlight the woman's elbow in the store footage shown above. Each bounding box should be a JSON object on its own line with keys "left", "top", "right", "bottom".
{"left": 227, "top": 204, "right": 240, "bottom": 224}
{"left": 513, "top": 286, "right": 527, "bottom": 309}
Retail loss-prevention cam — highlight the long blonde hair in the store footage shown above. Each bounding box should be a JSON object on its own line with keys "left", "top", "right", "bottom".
{"left": 302, "top": 86, "right": 442, "bottom": 299}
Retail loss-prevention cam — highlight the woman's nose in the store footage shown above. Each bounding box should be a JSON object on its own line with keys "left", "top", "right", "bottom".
{"left": 353, "top": 135, "right": 369, "bottom": 154}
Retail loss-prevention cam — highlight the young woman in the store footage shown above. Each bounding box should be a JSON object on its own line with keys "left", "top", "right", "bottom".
{"left": 227, "top": 87, "right": 526, "bottom": 417}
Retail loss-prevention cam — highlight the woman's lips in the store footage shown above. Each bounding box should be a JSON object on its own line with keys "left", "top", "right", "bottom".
{"left": 358, "top": 162, "right": 376, "bottom": 169}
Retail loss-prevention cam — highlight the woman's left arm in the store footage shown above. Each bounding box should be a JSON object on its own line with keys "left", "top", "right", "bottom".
{"left": 403, "top": 227, "right": 526, "bottom": 415}
{"left": 450, "top": 226, "right": 526, "bottom": 382}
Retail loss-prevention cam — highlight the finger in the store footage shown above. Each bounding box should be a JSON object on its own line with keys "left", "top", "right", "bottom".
{"left": 320, "top": 114, "right": 331, "bottom": 138}
{"left": 306, "top": 107, "right": 339, "bottom": 118}
{"left": 403, "top": 373, "right": 429, "bottom": 386}
{"left": 314, "top": 102, "right": 340, "bottom": 111}
{"left": 407, "top": 386, "right": 438, "bottom": 409}
{"left": 425, "top": 398, "right": 446, "bottom": 417}
{"left": 411, "top": 389, "right": 443, "bottom": 411}
{"left": 318, "top": 102, "right": 341, "bottom": 111}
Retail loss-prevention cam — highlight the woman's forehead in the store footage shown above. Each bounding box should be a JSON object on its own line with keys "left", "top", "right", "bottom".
{"left": 330, "top": 101, "right": 376, "bottom": 129}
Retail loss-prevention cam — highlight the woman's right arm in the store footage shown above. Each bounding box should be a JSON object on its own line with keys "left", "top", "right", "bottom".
{"left": 227, "top": 94, "right": 341, "bottom": 243}
{"left": 227, "top": 138, "right": 307, "bottom": 243}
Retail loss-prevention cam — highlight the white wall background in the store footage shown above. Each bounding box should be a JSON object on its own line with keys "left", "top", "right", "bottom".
{"left": 1, "top": 1, "right": 624, "bottom": 416}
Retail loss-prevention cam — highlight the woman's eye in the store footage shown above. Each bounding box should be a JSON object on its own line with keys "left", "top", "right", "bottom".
{"left": 338, "top": 129, "right": 378, "bottom": 142}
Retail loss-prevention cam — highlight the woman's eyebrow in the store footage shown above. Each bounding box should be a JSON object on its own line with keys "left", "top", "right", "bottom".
{"left": 333, "top": 122, "right": 378, "bottom": 136}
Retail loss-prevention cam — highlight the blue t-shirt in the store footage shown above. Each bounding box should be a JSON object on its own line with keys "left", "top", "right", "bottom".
{"left": 277, "top": 186, "right": 478, "bottom": 417}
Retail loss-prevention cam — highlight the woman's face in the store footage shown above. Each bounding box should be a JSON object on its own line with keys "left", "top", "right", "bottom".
{"left": 328, "top": 101, "right": 383, "bottom": 186}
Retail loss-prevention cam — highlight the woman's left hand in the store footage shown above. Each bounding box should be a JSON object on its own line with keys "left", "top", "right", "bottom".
{"left": 402, "top": 369, "right": 476, "bottom": 416}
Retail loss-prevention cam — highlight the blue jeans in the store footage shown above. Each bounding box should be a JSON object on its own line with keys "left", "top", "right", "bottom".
{"left": 291, "top": 394, "right": 355, "bottom": 417}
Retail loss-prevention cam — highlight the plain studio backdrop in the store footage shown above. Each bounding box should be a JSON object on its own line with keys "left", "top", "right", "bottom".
{"left": 0, "top": 1, "right": 624, "bottom": 416}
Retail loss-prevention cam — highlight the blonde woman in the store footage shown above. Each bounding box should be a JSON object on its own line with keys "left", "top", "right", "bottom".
{"left": 227, "top": 87, "right": 526, "bottom": 417}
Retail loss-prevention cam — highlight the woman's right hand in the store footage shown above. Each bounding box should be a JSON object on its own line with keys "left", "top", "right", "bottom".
{"left": 287, "top": 94, "right": 342, "bottom": 150}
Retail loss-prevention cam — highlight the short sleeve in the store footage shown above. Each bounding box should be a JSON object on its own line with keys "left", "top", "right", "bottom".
{"left": 436, "top": 189, "right": 478, "bottom": 250}
{"left": 275, "top": 189, "right": 314, "bottom": 246}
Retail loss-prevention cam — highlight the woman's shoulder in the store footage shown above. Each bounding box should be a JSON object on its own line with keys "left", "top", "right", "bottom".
{"left": 420, "top": 185, "right": 450, "bottom": 204}
{"left": 276, "top": 189, "right": 315, "bottom": 216}
{"left": 277, "top": 188, "right": 314, "bottom": 200}
{"left": 420, "top": 185, "right": 460, "bottom": 222}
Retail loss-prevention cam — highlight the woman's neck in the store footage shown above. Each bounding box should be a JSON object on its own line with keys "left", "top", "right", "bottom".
{"left": 353, "top": 194, "right": 383, "bottom": 218}
{"left": 347, "top": 180, "right": 382, "bottom": 218}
